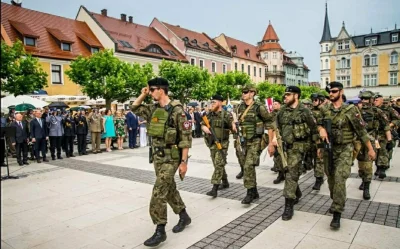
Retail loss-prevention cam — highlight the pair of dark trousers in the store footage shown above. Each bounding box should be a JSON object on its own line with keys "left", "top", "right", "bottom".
{"left": 77, "top": 134, "right": 87, "bottom": 154}
{"left": 49, "top": 136, "right": 62, "bottom": 158}
{"left": 16, "top": 141, "right": 28, "bottom": 163}
{"left": 34, "top": 137, "right": 47, "bottom": 159}
{"left": 64, "top": 136, "right": 74, "bottom": 156}
{"left": 128, "top": 129, "right": 137, "bottom": 148}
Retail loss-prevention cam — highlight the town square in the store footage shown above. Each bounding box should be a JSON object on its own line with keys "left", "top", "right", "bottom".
{"left": 1, "top": 0, "right": 400, "bottom": 248}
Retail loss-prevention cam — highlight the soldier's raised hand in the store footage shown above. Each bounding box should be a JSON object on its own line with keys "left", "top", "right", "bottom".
{"left": 141, "top": 86, "right": 149, "bottom": 95}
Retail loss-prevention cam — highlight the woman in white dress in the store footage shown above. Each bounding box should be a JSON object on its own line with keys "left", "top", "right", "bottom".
{"left": 138, "top": 116, "right": 147, "bottom": 147}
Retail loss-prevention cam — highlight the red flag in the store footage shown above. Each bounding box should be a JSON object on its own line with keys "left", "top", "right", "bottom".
{"left": 265, "top": 98, "right": 274, "bottom": 113}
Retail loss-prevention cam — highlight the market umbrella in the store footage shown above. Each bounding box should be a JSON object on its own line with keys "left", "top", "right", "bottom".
{"left": 187, "top": 102, "right": 198, "bottom": 107}
{"left": 1, "top": 95, "right": 48, "bottom": 108}
{"left": 48, "top": 102, "right": 69, "bottom": 109}
{"left": 15, "top": 103, "right": 35, "bottom": 112}
{"left": 69, "top": 105, "right": 90, "bottom": 111}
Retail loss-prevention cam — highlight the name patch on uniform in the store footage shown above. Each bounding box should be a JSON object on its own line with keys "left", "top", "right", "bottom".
{"left": 183, "top": 121, "right": 191, "bottom": 130}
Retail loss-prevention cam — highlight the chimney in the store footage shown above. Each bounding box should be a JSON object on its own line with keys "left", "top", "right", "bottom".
{"left": 11, "top": 0, "right": 22, "bottom": 7}
{"left": 128, "top": 16, "right": 133, "bottom": 23}
{"left": 101, "top": 9, "right": 107, "bottom": 16}
{"left": 121, "top": 13, "right": 127, "bottom": 22}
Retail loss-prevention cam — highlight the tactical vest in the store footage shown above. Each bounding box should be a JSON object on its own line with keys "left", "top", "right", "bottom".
{"left": 324, "top": 104, "right": 354, "bottom": 144}
{"left": 361, "top": 106, "right": 379, "bottom": 132}
{"left": 278, "top": 104, "right": 311, "bottom": 144}
{"left": 209, "top": 110, "right": 230, "bottom": 140}
{"left": 147, "top": 102, "right": 181, "bottom": 147}
{"left": 238, "top": 103, "right": 264, "bottom": 140}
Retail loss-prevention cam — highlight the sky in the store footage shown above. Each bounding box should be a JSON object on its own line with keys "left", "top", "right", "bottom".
{"left": 3, "top": 0, "right": 400, "bottom": 81}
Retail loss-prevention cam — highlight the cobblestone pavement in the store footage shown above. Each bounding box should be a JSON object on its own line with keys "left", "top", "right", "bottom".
{"left": 44, "top": 157, "right": 400, "bottom": 249}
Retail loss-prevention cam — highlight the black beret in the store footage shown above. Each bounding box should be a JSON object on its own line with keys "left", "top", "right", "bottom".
{"left": 326, "top": 81, "right": 343, "bottom": 92}
{"left": 285, "top": 86, "right": 301, "bottom": 94}
{"left": 374, "top": 94, "right": 383, "bottom": 99}
{"left": 211, "top": 95, "right": 224, "bottom": 102}
{"left": 148, "top": 77, "right": 169, "bottom": 87}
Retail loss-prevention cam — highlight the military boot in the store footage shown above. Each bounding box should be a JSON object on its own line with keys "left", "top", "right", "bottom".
{"left": 363, "top": 181, "right": 371, "bottom": 200}
{"left": 294, "top": 186, "right": 302, "bottom": 204}
{"left": 330, "top": 212, "right": 341, "bottom": 229}
{"left": 236, "top": 167, "right": 244, "bottom": 179}
{"left": 378, "top": 168, "right": 387, "bottom": 179}
{"left": 172, "top": 209, "right": 191, "bottom": 233}
{"left": 282, "top": 198, "right": 295, "bottom": 221}
{"left": 374, "top": 166, "right": 381, "bottom": 176}
{"left": 359, "top": 182, "right": 364, "bottom": 190}
{"left": 270, "top": 165, "right": 277, "bottom": 172}
{"left": 143, "top": 224, "right": 167, "bottom": 247}
{"left": 312, "top": 177, "right": 324, "bottom": 190}
{"left": 219, "top": 178, "right": 230, "bottom": 190}
{"left": 253, "top": 187, "right": 259, "bottom": 199}
{"left": 273, "top": 171, "right": 285, "bottom": 184}
{"left": 241, "top": 188, "right": 255, "bottom": 204}
{"left": 206, "top": 184, "right": 219, "bottom": 198}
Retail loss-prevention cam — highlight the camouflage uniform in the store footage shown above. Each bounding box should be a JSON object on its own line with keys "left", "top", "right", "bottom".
{"left": 131, "top": 100, "right": 192, "bottom": 225}
{"left": 278, "top": 103, "right": 317, "bottom": 200}
{"left": 311, "top": 104, "right": 324, "bottom": 179}
{"left": 272, "top": 109, "right": 285, "bottom": 184}
{"left": 319, "top": 103, "right": 370, "bottom": 213}
{"left": 357, "top": 103, "right": 389, "bottom": 183}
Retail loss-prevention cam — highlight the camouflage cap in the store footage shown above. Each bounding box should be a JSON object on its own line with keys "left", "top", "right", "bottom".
{"left": 359, "top": 90, "right": 374, "bottom": 99}
{"left": 301, "top": 99, "right": 312, "bottom": 105}
{"left": 242, "top": 84, "right": 257, "bottom": 94}
{"left": 383, "top": 97, "right": 391, "bottom": 102}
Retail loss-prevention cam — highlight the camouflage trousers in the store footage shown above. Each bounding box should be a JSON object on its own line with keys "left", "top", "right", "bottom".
{"left": 210, "top": 141, "right": 229, "bottom": 185}
{"left": 234, "top": 139, "right": 245, "bottom": 169}
{"left": 389, "top": 140, "right": 395, "bottom": 162}
{"left": 283, "top": 142, "right": 309, "bottom": 199}
{"left": 311, "top": 145, "right": 324, "bottom": 178}
{"left": 273, "top": 151, "right": 283, "bottom": 173}
{"left": 325, "top": 143, "right": 353, "bottom": 213}
{"left": 357, "top": 142, "right": 375, "bottom": 182}
{"left": 149, "top": 158, "right": 186, "bottom": 225}
{"left": 242, "top": 138, "right": 261, "bottom": 189}
{"left": 376, "top": 139, "right": 389, "bottom": 169}
{"left": 352, "top": 140, "right": 362, "bottom": 162}
{"left": 302, "top": 148, "right": 313, "bottom": 172}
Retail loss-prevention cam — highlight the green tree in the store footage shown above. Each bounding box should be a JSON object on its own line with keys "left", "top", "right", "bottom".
{"left": 158, "top": 60, "right": 213, "bottom": 104}
{"left": 257, "top": 82, "right": 323, "bottom": 103}
{"left": 66, "top": 49, "right": 154, "bottom": 109}
{"left": 212, "top": 71, "right": 251, "bottom": 101}
{"left": 1, "top": 40, "right": 48, "bottom": 96}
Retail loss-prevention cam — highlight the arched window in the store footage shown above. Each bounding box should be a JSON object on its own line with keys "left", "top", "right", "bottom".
{"left": 341, "top": 57, "right": 346, "bottom": 68}
{"left": 391, "top": 51, "right": 398, "bottom": 64}
{"left": 325, "top": 59, "right": 329, "bottom": 69}
{"left": 364, "top": 55, "right": 370, "bottom": 66}
{"left": 325, "top": 44, "right": 328, "bottom": 52}
{"left": 371, "top": 54, "right": 377, "bottom": 66}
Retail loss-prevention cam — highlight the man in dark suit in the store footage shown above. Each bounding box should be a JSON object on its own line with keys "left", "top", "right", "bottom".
{"left": 30, "top": 109, "right": 49, "bottom": 163}
{"left": 126, "top": 110, "right": 139, "bottom": 148}
{"left": 75, "top": 110, "right": 88, "bottom": 155}
{"left": 194, "top": 107, "right": 202, "bottom": 138}
{"left": 10, "top": 113, "right": 29, "bottom": 166}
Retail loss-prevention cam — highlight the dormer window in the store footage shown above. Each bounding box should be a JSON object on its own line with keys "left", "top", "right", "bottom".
{"left": 61, "top": 42, "right": 71, "bottom": 51}
{"left": 203, "top": 42, "right": 209, "bottom": 49}
{"left": 337, "top": 41, "right": 343, "bottom": 50}
{"left": 392, "top": 34, "right": 399, "bottom": 42}
{"left": 141, "top": 44, "right": 167, "bottom": 55}
{"left": 91, "top": 47, "right": 99, "bottom": 54}
{"left": 182, "top": 37, "right": 189, "bottom": 44}
{"left": 191, "top": 39, "right": 198, "bottom": 45}
{"left": 371, "top": 37, "right": 377, "bottom": 45}
{"left": 344, "top": 40, "right": 350, "bottom": 49}
{"left": 231, "top": 45, "right": 237, "bottom": 54}
{"left": 365, "top": 39, "right": 370, "bottom": 46}
{"left": 24, "top": 37, "right": 36, "bottom": 46}
{"left": 245, "top": 49, "right": 250, "bottom": 57}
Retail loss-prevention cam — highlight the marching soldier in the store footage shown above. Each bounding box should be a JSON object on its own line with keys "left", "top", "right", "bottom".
{"left": 356, "top": 91, "right": 390, "bottom": 198}
{"left": 374, "top": 95, "right": 399, "bottom": 177}
{"left": 201, "top": 95, "right": 236, "bottom": 197}
{"left": 131, "top": 78, "right": 192, "bottom": 247}
{"left": 236, "top": 84, "right": 275, "bottom": 204}
{"left": 277, "top": 86, "right": 317, "bottom": 221}
{"left": 272, "top": 100, "right": 285, "bottom": 184}
{"left": 318, "top": 82, "right": 376, "bottom": 229}
{"left": 310, "top": 93, "right": 326, "bottom": 190}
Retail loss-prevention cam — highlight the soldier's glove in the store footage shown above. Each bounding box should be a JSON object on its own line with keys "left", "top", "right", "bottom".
{"left": 386, "top": 141, "right": 394, "bottom": 151}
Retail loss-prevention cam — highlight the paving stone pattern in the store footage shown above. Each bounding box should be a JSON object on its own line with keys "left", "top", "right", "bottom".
{"left": 349, "top": 172, "right": 400, "bottom": 183}
{"left": 45, "top": 159, "right": 400, "bottom": 249}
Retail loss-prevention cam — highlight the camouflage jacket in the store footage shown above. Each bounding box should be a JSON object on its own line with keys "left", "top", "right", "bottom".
{"left": 380, "top": 105, "right": 400, "bottom": 127}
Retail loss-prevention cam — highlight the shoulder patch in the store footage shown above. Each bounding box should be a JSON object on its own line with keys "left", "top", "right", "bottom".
{"left": 183, "top": 121, "right": 191, "bottom": 130}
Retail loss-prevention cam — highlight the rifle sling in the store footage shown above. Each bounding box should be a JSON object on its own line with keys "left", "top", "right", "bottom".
{"left": 239, "top": 102, "right": 254, "bottom": 123}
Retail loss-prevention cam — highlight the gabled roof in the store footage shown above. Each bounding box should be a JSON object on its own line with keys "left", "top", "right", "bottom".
{"left": 88, "top": 11, "right": 187, "bottom": 61}
{"left": 162, "top": 22, "right": 230, "bottom": 57}
{"left": 320, "top": 3, "right": 332, "bottom": 43}
{"left": 1, "top": 2, "right": 103, "bottom": 60}
{"left": 258, "top": 42, "right": 283, "bottom": 51}
{"left": 262, "top": 21, "right": 279, "bottom": 41}
{"left": 223, "top": 35, "right": 266, "bottom": 64}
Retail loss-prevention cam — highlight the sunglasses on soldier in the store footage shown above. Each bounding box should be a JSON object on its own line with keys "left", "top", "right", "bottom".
{"left": 149, "top": 87, "right": 160, "bottom": 92}
{"left": 328, "top": 89, "right": 340, "bottom": 94}
{"left": 242, "top": 90, "right": 249, "bottom": 94}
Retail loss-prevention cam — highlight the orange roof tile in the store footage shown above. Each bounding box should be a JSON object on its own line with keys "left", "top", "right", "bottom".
{"left": 1, "top": 2, "right": 103, "bottom": 60}
{"left": 223, "top": 35, "right": 266, "bottom": 64}
{"left": 258, "top": 42, "right": 283, "bottom": 51}
{"left": 89, "top": 11, "right": 187, "bottom": 62}
{"left": 262, "top": 22, "right": 279, "bottom": 41}
{"left": 163, "top": 22, "right": 230, "bottom": 56}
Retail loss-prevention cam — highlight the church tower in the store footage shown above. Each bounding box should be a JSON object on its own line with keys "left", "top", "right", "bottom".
{"left": 320, "top": 3, "right": 333, "bottom": 89}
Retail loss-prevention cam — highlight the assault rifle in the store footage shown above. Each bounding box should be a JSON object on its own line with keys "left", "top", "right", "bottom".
{"left": 149, "top": 137, "right": 153, "bottom": 164}
{"left": 202, "top": 116, "right": 227, "bottom": 162}
{"left": 275, "top": 127, "right": 288, "bottom": 170}
{"left": 318, "top": 119, "right": 334, "bottom": 175}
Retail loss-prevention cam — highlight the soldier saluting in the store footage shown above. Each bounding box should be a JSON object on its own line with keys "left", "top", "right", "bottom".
{"left": 318, "top": 82, "right": 376, "bottom": 229}
{"left": 236, "top": 84, "right": 275, "bottom": 204}
{"left": 201, "top": 95, "right": 237, "bottom": 197}
{"left": 131, "top": 78, "right": 192, "bottom": 247}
